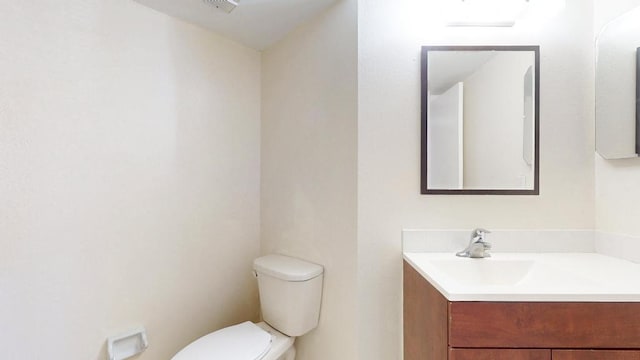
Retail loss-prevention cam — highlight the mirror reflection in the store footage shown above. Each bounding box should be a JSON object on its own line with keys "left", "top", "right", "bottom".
{"left": 421, "top": 46, "right": 539, "bottom": 195}
{"left": 595, "top": 6, "right": 640, "bottom": 159}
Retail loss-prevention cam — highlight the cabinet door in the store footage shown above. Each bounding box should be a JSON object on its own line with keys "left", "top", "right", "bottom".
{"left": 450, "top": 348, "right": 551, "bottom": 360}
{"left": 553, "top": 350, "right": 640, "bottom": 359}
{"left": 449, "top": 302, "right": 640, "bottom": 348}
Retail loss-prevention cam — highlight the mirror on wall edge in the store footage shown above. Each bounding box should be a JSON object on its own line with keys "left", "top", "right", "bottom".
{"left": 595, "top": 5, "right": 640, "bottom": 159}
{"left": 421, "top": 45, "right": 540, "bottom": 195}
{"left": 637, "top": 47, "right": 640, "bottom": 155}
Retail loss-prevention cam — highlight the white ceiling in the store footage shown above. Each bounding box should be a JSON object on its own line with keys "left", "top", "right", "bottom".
{"left": 134, "top": 0, "right": 338, "bottom": 50}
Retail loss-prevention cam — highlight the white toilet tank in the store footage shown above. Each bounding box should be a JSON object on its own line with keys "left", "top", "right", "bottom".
{"left": 253, "top": 254, "right": 324, "bottom": 337}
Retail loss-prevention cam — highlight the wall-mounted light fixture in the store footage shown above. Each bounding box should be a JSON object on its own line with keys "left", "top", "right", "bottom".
{"left": 447, "top": 0, "right": 528, "bottom": 27}
{"left": 444, "top": 0, "right": 563, "bottom": 27}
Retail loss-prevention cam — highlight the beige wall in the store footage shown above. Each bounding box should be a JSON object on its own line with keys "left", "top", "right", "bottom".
{"left": 357, "top": 0, "right": 595, "bottom": 358}
{"left": 0, "top": 1, "right": 261, "bottom": 359}
{"left": 594, "top": 0, "right": 640, "bottom": 237}
{"left": 261, "top": 0, "right": 358, "bottom": 359}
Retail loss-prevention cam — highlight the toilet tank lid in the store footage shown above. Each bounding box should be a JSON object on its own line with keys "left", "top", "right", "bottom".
{"left": 254, "top": 255, "right": 323, "bottom": 281}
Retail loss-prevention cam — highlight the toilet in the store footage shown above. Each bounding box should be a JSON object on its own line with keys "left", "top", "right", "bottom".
{"left": 172, "top": 254, "right": 324, "bottom": 360}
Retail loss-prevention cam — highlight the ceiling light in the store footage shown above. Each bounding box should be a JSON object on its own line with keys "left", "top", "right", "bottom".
{"left": 446, "top": 0, "right": 529, "bottom": 27}
{"left": 202, "top": 0, "right": 239, "bottom": 14}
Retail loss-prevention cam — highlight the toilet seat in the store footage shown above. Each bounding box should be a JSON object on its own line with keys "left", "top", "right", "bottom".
{"left": 171, "top": 321, "right": 272, "bottom": 360}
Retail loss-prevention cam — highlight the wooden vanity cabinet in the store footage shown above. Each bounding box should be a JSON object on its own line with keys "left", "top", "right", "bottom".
{"left": 449, "top": 349, "right": 550, "bottom": 360}
{"left": 403, "top": 261, "right": 640, "bottom": 360}
{"left": 552, "top": 350, "right": 640, "bottom": 360}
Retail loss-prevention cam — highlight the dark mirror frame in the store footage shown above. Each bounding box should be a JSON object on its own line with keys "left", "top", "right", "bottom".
{"left": 420, "top": 45, "right": 541, "bottom": 195}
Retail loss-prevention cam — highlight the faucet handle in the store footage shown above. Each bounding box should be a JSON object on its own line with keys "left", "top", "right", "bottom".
{"left": 470, "top": 228, "right": 491, "bottom": 241}
{"left": 472, "top": 228, "right": 491, "bottom": 236}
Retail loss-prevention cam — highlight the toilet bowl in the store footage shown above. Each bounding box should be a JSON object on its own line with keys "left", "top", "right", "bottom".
{"left": 172, "top": 321, "right": 295, "bottom": 360}
{"left": 171, "top": 254, "right": 323, "bottom": 360}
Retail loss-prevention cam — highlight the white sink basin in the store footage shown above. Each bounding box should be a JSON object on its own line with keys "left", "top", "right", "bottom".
{"left": 428, "top": 259, "right": 534, "bottom": 286}
{"left": 404, "top": 252, "right": 640, "bottom": 302}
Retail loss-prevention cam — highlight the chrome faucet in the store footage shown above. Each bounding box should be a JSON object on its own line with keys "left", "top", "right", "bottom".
{"left": 456, "top": 228, "right": 492, "bottom": 258}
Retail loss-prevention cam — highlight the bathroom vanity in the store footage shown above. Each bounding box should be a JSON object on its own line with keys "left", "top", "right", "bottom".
{"left": 403, "top": 253, "right": 640, "bottom": 360}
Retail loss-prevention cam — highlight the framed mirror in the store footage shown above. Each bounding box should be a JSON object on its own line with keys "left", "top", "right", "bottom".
{"left": 595, "top": 6, "right": 640, "bottom": 159}
{"left": 421, "top": 45, "right": 540, "bottom": 195}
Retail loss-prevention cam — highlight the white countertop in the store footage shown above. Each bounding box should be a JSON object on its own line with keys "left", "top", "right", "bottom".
{"left": 404, "top": 252, "right": 640, "bottom": 302}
